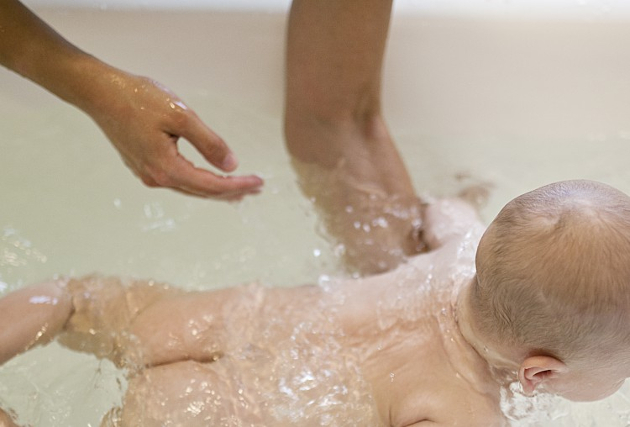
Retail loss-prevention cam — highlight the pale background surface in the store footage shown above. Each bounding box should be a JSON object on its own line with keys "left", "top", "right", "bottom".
{"left": 22, "top": 0, "right": 630, "bottom": 18}
{"left": 1, "top": 2, "right": 630, "bottom": 425}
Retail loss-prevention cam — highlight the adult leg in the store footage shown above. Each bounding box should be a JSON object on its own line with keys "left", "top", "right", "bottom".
{"left": 285, "top": 0, "right": 424, "bottom": 275}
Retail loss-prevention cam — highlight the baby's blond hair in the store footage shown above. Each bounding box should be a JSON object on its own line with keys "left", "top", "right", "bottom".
{"left": 471, "top": 180, "right": 630, "bottom": 366}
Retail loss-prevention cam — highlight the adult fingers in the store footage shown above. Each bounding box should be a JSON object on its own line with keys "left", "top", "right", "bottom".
{"left": 160, "top": 155, "right": 264, "bottom": 199}
{"left": 176, "top": 112, "right": 239, "bottom": 173}
{"left": 171, "top": 186, "right": 252, "bottom": 202}
{"left": 175, "top": 182, "right": 261, "bottom": 201}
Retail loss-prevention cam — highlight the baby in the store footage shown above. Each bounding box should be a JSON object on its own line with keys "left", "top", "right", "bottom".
{"left": 1, "top": 179, "right": 630, "bottom": 426}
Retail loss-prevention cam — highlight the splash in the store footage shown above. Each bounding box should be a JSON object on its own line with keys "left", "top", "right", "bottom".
{"left": 0, "top": 227, "right": 47, "bottom": 268}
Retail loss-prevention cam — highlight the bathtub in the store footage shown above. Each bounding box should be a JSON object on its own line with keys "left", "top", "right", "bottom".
{"left": 1, "top": 1, "right": 630, "bottom": 425}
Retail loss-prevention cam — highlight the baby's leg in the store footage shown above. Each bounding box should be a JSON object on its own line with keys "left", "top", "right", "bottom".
{"left": 0, "top": 279, "right": 72, "bottom": 365}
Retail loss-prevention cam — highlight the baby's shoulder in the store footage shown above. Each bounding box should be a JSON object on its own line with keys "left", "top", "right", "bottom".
{"left": 422, "top": 198, "right": 485, "bottom": 250}
{"left": 395, "top": 378, "right": 505, "bottom": 427}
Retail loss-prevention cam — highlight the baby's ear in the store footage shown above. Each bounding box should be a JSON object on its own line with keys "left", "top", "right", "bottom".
{"left": 518, "top": 355, "right": 568, "bottom": 395}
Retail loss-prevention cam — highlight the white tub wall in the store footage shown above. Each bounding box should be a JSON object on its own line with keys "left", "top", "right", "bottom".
{"left": 4, "top": 2, "right": 629, "bottom": 289}
{"left": 24, "top": 0, "right": 630, "bottom": 19}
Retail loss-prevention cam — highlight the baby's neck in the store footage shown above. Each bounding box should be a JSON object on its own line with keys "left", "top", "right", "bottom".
{"left": 454, "top": 280, "right": 520, "bottom": 373}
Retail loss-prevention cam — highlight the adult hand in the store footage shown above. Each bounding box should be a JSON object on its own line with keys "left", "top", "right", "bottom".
{"left": 1, "top": 0, "right": 262, "bottom": 200}
{"left": 87, "top": 72, "right": 263, "bottom": 200}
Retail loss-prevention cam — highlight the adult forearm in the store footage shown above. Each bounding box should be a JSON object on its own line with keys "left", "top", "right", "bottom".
{"left": 285, "top": 0, "right": 393, "bottom": 131}
{"left": 0, "top": 0, "right": 114, "bottom": 113}
{"left": 285, "top": 0, "right": 414, "bottom": 201}
{"left": 284, "top": 0, "right": 424, "bottom": 274}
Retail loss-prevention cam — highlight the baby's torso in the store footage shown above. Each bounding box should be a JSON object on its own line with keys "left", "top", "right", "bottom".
{"left": 102, "top": 227, "right": 505, "bottom": 426}
{"left": 117, "top": 283, "right": 382, "bottom": 427}
{"left": 115, "top": 278, "right": 506, "bottom": 427}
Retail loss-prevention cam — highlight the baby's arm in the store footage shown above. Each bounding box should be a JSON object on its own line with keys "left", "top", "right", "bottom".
{"left": 0, "top": 281, "right": 73, "bottom": 427}
{"left": 0, "top": 280, "right": 72, "bottom": 365}
{"left": 0, "top": 276, "right": 183, "bottom": 367}
{"left": 60, "top": 276, "right": 262, "bottom": 368}
{"left": 0, "top": 275, "right": 254, "bottom": 369}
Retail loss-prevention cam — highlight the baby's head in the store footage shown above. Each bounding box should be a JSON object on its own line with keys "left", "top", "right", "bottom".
{"left": 469, "top": 180, "right": 630, "bottom": 401}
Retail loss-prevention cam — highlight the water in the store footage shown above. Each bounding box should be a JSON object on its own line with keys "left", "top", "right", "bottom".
{"left": 1, "top": 7, "right": 630, "bottom": 426}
